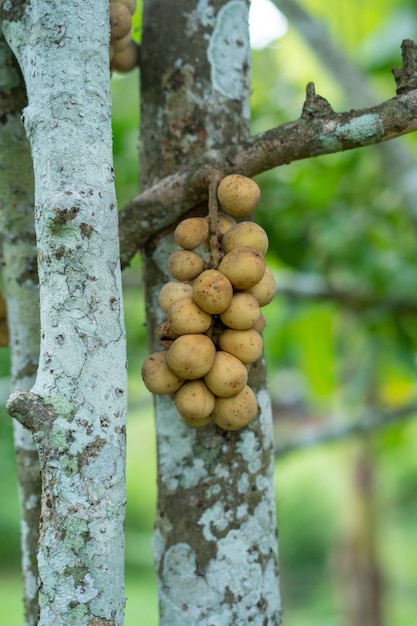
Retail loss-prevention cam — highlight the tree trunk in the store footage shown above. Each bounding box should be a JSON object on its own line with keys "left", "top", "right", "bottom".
{"left": 139, "top": 1, "right": 282, "bottom": 623}
{"left": 1, "top": 2, "right": 128, "bottom": 624}
{"left": 334, "top": 441, "right": 384, "bottom": 626}
{"left": 0, "top": 32, "right": 41, "bottom": 626}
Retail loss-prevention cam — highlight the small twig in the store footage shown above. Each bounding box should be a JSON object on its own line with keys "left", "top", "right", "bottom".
{"left": 301, "top": 82, "right": 334, "bottom": 119}
{"left": 207, "top": 170, "right": 223, "bottom": 269}
{"left": 392, "top": 39, "right": 417, "bottom": 94}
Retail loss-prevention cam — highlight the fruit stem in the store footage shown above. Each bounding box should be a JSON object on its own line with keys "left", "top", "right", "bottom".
{"left": 208, "top": 170, "right": 223, "bottom": 268}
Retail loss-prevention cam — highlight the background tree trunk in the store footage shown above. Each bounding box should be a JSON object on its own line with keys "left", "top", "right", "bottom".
{"left": 1, "top": 2, "right": 128, "bottom": 623}
{"left": 332, "top": 441, "right": 384, "bottom": 626}
{"left": 139, "top": 1, "right": 282, "bottom": 623}
{"left": 0, "top": 32, "right": 41, "bottom": 626}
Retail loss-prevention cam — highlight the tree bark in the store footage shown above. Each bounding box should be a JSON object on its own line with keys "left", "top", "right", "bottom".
{"left": 1, "top": 2, "right": 128, "bottom": 624}
{"left": 0, "top": 32, "right": 41, "bottom": 626}
{"left": 140, "top": 1, "right": 281, "bottom": 623}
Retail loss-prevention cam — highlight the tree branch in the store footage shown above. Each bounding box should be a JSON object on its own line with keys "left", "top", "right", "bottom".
{"left": 274, "top": 270, "right": 417, "bottom": 314}
{"left": 119, "top": 40, "right": 417, "bottom": 267}
{"left": 274, "top": 401, "right": 417, "bottom": 457}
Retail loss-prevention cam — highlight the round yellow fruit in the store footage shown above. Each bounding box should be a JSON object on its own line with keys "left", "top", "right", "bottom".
{"left": 141, "top": 351, "right": 184, "bottom": 395}
{"left": 168, "top": 296, "right": 212, "bottom": 335}
{"left": 252, "top": 313, "right": 266, "bottom": 334}
{"left": 110, "top": 2, "right": 132, "bottom": 40}
{"left": 180, "top": 413, "right": 213, "bottom": 428}
{"left": 218, "top": 246, "right": 265, "bottom": 290}
{"left": 174, "top": 217, "right": 209, "bottom": 250}
{"left": 175, "top": 380, "right": 215, "bottom": 425}
{"left": 111, "top": 40, "right": 139, "bottom": 73}
{"left": 219, "top": 292, "right": 260, "bottom": 330}
{"left": 245, "top": 267, "right": 276, "bottom": 306}
{"left": 192, "top": 269, "right": 233, "bottom": 314}
{"left": 112, "top": 31, "right": 132, "bottom": 54}
{"left": 211, "top": 385, "right": 258, "bottom": 431}
{"left": 204, "top": 351, "right": 247, "bottom": 397}
{"left": 218, "top": 328, "right": 263, "bottom": 364}
{"left": 217, "top": 212, "right": 236, "bottom": 237}
{"left": 167, "top": 250, "right": 204, "bottom": 281}
{"left": 167, "top": 334, "right": 216, "bottom": 379}
{"left": 111, "top": 0, "right": 137, "bottom": 15}
{"left": 222, "top": 221, "right": 269, "bottom": 255}
{"left": 217, "top": 174, "right": 261, "bottom": 218}
{"left": 158, "top": 281, "right": 193, "bottom": 313}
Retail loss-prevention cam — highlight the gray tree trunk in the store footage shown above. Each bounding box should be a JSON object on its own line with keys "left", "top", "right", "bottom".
{"left": 0, "top": 32, "right": 41, "bottom": 626}
{"left": 1, "top": 2, "right": 128, "bottom": 624}
{"left": 140, "top": 1, "right": 282, "bottom": 623}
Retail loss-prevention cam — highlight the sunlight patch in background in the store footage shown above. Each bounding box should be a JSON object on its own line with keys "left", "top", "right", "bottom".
{"left": 249, "top": 0, "right": 288, "bottom": 49}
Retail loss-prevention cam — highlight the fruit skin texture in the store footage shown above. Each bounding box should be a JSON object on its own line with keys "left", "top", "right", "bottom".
{"left": 211, "top": 385, "right": 258, "bottom": 431}
{"left": 219, "top": 292, "right": 260, "bottom": 330}
{"left": 222, "top": 221, "right": 269, "bottom": 255}
{"left": 141, "top": 351, "right": 184, "bottom": 395}
{"left": 167, "top": 334, "right": 216, "bottom": 380}
{"left": 218, "top": 246, "right": 265, "bottom": 290}
{"left": 174, "top": 217, "right": 209, "bottom": 250}
{"left": 245, "top": 267, "right": 276, "bottom": 306}
{"left": 204, "top": 351, "right": 247, "bottom": 398}
{"left": 217, "top": 212, "right": 236, "bottom": 237}
{"left": 218, "top": 328, "right": 263, "bottom": 364}
{"left": 217, "top": 174, "right": 261, "bottom": 218}
{"left": 178, "top": 412, "right": 212, "bottom": 428}
{"left": 252, "top": 313, "right": 266, "bottom": 334}
{"left": 111, "top": 0, "right": 137, "bottom": 15}
{"left": 168, "top": 296, "right": 212, "bottom": 335}
{"left": 112, "top": 31, "right": 132, "bottom": 53}
{"left": 192, "top": 269, "right": 233, "bottom": 315}
{"left": 110, "top": 2, "right": 132, "bottom": 40}
{"left": 167, "top": 250, "right": 204, "bottom": 281}
{"left": 158, "top": 281, "right": 193, "bottom": 313}
{"left": 111, "top": 40, "right": 140, "bottom": 73}
{"left": 175, "top": 380, "right": 215, "bottom": 424}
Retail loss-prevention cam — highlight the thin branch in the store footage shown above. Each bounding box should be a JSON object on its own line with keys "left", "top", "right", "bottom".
{"left": 393, "top": 39, "right": 417, "bottom": 93}
{"left": 119, "top": 40, "right": 417, "bottom": 267}
{"left": 274, "top": 270, "right": 417, "bottom": 314}
{"left": 274, "top": 401, "right": 417, "bottom": 457}
{"left": 207, "top": 169, "right": 223, "bottom": 268}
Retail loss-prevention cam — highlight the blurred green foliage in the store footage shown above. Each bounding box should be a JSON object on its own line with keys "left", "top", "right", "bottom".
{"left": 1, "top": 0, "right": 417, "bottom": 624}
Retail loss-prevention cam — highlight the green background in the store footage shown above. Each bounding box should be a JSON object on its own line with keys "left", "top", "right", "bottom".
{"left": 2, "top": 1, "right": 417, "bottom": 623}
